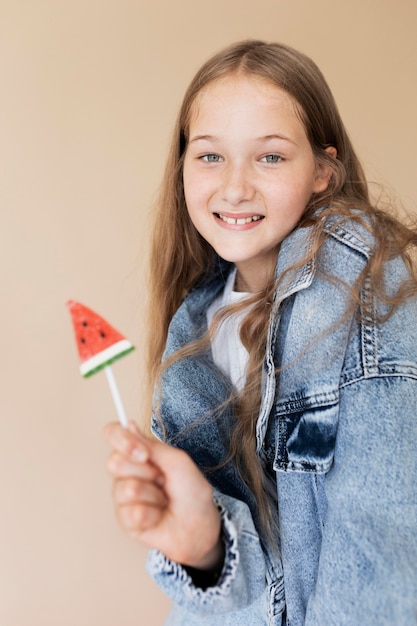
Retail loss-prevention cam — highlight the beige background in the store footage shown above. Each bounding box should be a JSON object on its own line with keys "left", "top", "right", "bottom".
{"left": 1, "top": 1, "right": 416, "bottom": 625}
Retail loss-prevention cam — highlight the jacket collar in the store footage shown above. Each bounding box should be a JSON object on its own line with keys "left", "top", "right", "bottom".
{"left": 272, "top": 223, "right": 316, "bottom": 309}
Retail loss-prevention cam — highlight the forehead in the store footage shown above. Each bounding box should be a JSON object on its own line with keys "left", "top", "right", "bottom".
{"left": 187, "top": 75, "right": 303, "bottom": 134}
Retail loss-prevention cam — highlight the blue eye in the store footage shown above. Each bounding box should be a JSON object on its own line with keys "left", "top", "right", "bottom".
{"left": 202, "top": 154, "right": 222, "bottom": 162}
{"left": 261, "top": 154, "right": 282, "bottom": 163}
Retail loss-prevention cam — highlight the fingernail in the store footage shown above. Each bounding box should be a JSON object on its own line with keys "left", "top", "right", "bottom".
{"left": 132, "top": 446, "right": 147, "bottom": 462}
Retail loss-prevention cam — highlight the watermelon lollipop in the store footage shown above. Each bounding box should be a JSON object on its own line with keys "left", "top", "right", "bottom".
{"left": 67, "top": 300, "right": 134, "bottom": 427}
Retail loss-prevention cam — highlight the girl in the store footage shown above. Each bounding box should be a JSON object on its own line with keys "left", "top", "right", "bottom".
{"left": 104, "top": 41, "right": 417, "bottom": 625}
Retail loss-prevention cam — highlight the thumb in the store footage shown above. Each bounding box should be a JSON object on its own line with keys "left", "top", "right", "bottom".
{"left": 126, "top": 421, "right": 186, "bottom": 474}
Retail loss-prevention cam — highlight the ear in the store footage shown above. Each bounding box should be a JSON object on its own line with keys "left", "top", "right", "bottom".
{"left": 313, "top": 146, "right": 337, "bottom": 193}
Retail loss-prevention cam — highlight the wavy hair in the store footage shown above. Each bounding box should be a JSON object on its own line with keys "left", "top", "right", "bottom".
{"left": 145, "top": 40, "right": 417, "bottom": 540}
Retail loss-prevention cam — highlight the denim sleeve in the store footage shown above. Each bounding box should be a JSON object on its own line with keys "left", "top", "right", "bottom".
{"left": 146, "top": 490, "right": 267, "bottom": 616}
{"left": 306, "top": 375, "right": 417, "bottom": 625}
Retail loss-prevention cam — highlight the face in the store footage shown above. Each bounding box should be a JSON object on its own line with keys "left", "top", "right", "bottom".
{"left": 183, "top": 75, "right": 332, "bottom": 292}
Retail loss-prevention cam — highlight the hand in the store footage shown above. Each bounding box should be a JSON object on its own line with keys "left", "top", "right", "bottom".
{"left": 104, "top": 421, "right": 223, "bottom": 571}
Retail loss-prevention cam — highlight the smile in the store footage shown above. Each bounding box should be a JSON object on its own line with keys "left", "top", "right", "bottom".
{"left": 215, "top": 213, "right": 263, "bottom": 225}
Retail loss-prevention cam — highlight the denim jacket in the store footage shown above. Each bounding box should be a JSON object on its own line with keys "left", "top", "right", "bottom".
{"left": 147, "top": 214, "right": 417, "bottom": 626}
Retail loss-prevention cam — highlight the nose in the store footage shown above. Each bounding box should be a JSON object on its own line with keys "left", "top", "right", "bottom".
{"left": 221, "top": 161, "right": 255, "bottom": 205}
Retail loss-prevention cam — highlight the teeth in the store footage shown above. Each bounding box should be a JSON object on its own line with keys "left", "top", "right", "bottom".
{"left": 217, "top": 214, "right": 262, "bottom": 225}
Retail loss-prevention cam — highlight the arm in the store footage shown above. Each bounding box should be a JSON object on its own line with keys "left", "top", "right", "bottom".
{"left": 104, "top": 422, "right": 267, "bottom": 615}
{"left": 104, "top": 421, "right": 223, "bottom": 570}
{"left": 306, "top": 376, "right": 417, "bottom": 624}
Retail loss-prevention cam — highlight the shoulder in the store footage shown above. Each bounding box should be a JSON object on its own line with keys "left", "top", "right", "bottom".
{"left": 321, "top": 209, "right": 375, "bottom": 260}
{"left": 275, "top": 209, "right": 375, "bottom": 298}
{"left": 180, "top": 258, "right": 232, "bottom": 323}
{"left": 164, "top": 259, "right": 233, "bottom": 354}
{"left": 313, "top": 208, "right": 414, "bottom": 292}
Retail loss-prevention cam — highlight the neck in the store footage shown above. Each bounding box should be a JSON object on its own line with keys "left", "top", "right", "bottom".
{"left": 234, "top": 255, "right": 278, "bottom": 293}
{"left": 234, "top": 272, "right": 252, "bottom": 293}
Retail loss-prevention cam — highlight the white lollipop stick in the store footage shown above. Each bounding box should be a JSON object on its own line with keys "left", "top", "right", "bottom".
{"left": 104, "top": 365, "right": 129, "bottom": 428}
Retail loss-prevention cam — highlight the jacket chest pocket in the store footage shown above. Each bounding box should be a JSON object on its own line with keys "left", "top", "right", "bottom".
{"left": 273, "top": 389, "right": 340, "bottom": 474}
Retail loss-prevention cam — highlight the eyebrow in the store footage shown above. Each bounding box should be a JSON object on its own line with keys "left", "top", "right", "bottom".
{"left": 262, "top": 134, "right": 296, "bottom": 145}
{"left": 188, "top": 135, "right": 218, "bottom": 143}
{"left": 189, "top": 133, "right": 296, "bottom": 145}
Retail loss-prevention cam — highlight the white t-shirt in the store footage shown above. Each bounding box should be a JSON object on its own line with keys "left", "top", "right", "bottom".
{"left": 206, "top": 269, "right": 251, "bottom": 392}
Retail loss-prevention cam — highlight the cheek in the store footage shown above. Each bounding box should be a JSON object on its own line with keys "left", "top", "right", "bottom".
{"left": 183, "top": 183, "right": 197, "bottom": 217}
{"left": 182, "top": 176, "right": 201, "bottom": 222}
{"left": 183, "top": 171, "right": 212, "bottom": 210}
{"left": 183, "top": 161, "right": 200, "bottom": 204}
{"left": 289, "top": 165, "right": 318, "bottom": 202}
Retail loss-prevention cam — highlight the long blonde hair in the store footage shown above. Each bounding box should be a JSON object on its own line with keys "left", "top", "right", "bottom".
{"left": 146, "top": 40, "right": 417, "bottom": 538}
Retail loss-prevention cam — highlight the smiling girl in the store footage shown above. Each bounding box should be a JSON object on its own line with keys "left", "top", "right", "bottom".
{"left": 183, "top": 76, "right": 335, "bottom": 293}
{"left": 105, "top": 41, "right": 417, "bottom": 625}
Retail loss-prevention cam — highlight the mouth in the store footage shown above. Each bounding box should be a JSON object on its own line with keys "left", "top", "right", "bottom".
{"left": 214, "top": 213, "right": 264, "bottom": 225}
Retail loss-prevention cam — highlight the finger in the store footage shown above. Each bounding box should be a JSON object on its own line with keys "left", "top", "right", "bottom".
{"left": 117, "top": 501, "right": 164, "bottom": 535}
{"left": 107, "top": 451, "right": 164, "bottom": 483}
{"left": 103, "top": 422, "right": 149, "bottom": 463}
{"left": 141, "top": 439, "right": 200, "bottom": 487}
{"left": 127, "top": 420, "right": 142, "bottom": 436}
{"left": 113, "top": 477, "right": 168, "bottom": 508}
